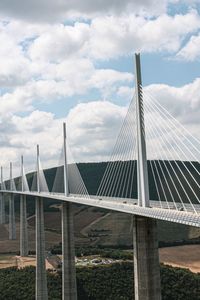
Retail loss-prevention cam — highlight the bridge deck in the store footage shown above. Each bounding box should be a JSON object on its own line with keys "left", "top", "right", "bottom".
{"left": 1, "top": 190, "right": 200, "bottom": 228}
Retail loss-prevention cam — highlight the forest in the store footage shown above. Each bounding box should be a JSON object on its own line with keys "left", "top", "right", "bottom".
{"left": 0, "top": 263, "right": 199, "bottom": 300}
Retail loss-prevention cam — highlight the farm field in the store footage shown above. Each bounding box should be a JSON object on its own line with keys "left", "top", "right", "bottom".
{"left": 0, "top": 244, "right": 199, "bottom": 274}
{"left": 159, "top": 245, "right": 200, "bottom": 273}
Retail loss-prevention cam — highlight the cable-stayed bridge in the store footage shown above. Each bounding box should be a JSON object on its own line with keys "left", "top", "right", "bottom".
{"left": 0, "top": 54, "right": 200, "bottom": 300}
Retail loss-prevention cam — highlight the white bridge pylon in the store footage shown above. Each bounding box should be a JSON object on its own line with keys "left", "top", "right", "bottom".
{"left": 1, "top": 65, "right": 200, "bottom": 228}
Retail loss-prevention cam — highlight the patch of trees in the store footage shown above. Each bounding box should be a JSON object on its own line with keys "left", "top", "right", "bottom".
{"left": 0, "top": 263, "right": 199, "bottom": 300}
{"left": 51, "top": 244, "right": 133, "bottom": 259}
{"left": 159, "top": 238, "right": 200, "bottom": 248}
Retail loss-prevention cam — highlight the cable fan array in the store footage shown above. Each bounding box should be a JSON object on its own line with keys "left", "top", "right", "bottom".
{"left": 2, "top": 163, "right": 17, "bottom": 191}
{"left": 96, "top": 87, "right": 200, "bottom": 215}
{"left": 30, "top": 149, "right": 89, "bottom": 198}
{"left": 142, "top": 86, "right": 200, "bottom": 214}
{"left": 9, "top": 163, "right": 16, "bottom": 192}
{"left": 52, "top": 143, "right": 89, "bottom": 198}
{"left": 31, "top": 159, "right": 49, "bottom": 192}
{"left": 97, "top": 97, "right": 138, "bottom": 199}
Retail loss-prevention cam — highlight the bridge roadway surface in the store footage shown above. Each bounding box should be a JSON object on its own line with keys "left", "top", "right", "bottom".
{"left": 2, "top": 190, "right": 200, "bottom": 228}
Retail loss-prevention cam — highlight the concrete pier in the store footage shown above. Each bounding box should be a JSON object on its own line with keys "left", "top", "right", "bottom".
{"left": 62, "top": 122, "right": 77, "bottom": 300}
{"left": 20, "top": 194, "right": 28, "bottom": 256}
{"left": 62, "top": 201, "right": 77, "bottom": 300}
{"left": 0, "top": 193, "right": 5, "bottom": 224}
{"left": 0, "top": 166, "right": 5, "bottom": 224}
{"left": 133, "top": 216, "right": 161, "bottom": 300}
{"left": 9, "top": 194, "right": 16, "bottom": 240}
{"left": 36, "top": 197, "right": 48, "bottom": 300}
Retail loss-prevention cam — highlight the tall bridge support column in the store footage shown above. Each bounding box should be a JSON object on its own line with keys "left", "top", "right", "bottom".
{"left": 133, "top": 216, "right": 161, "bottom": 300}
{"left": 20, "top": 194, "right": 28, "bottom": 256}
{"left": 133, "top": 53, "right": 161, "bottom": 300}
{"left": 62, "top": 201, "right": 77, "bottom": 300}
{"left": 62, "top": 122, "right": 77, "bottom": 300}
{"left": 0, "top": 193, "right": 5, "bottom": 224}
{"left": 0, "top": 167, "right": 6, "bottom": 224}
{"left": 9, "top": 194, "right": 16, "bottom": 240}
{"left": 36, "top": 197, "right": 48, "bottom": 300}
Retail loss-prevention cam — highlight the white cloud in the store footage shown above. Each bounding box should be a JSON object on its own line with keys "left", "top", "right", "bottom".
{"left": 67, "top": 101, "right": 127, "bottom": 161}
{"left": 4, "top": 1, "right": 197, "bottom": 24}
{"left": 176, "top": 33, "right": 200, "bottom": 61}
{"left": 88, "top": 11, "right": 200, "bottom": 59}
{"left": 116, "top": 79, "right": 200, "bottom": 161}
{"left": 0, "top": 1, "right": 199, "bottom": 176}
{"left": 0, "top": 101, "right": 127, "bottom": 177}
{"left": 0, "top": 10, "right": 198, "bottom": 95}
{"left": 24, "top": 11, "right": 200, "bottom": 62}
{"left": 28, "top": 23, "right": 90, "bottom": 62}
{"left": 0, "top": 59, "right": 132, "bottom": 116}
{"left": 145, "top": 79, "right": 200, "bottom": 114}
{"left": 144, "top": 78, "right": 200, "bottom": 140}
{"left": 0, "top": 20, "right": 51, "bottom": 43}
{"left": 117, "top": 86, "right": 134, "bottom": 101}
{"left": 89, "top": 69, "right": 132, "bottom": 99}
{"left": 0, "top": 31, "right": 32, "bottom": 87}
{"left": 1, "top": 110, "right": 63, "bottom": 177}
{"left": 0, "top": 0, "right": 170, "bottom": 22}
{"left": 1, "top": 75, "right": 200, "bottom": 178}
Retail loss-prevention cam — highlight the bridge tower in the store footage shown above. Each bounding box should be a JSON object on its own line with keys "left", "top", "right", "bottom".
{"left": 35, "top": 145, "right": 48, "bottom": 300}
{"left": 133, "top": 53, "right": 161, "bottom": 300}
{"left": 20, "top": 155, "right": 28, "bottom": 257}
{"left": 0, "top": 167, "right": 5, "bottom": 224}
{"left": 62, "top": 122, "right": 77, "bottom": 300}
{"left": 9, "top": 162, "right": 16, "bottom": 240}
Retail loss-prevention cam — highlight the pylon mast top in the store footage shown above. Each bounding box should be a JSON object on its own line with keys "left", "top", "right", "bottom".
{"left": 135, "top": 53, "right": 150, "bottom": 207}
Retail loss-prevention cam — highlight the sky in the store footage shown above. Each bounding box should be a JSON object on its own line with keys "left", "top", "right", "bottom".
{"left": 0, "top": 0, "right": 200, "bottom": 178}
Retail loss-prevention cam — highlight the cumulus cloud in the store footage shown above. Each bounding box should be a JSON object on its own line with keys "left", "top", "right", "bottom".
{"left": 145, "top": 79, "right": 200, "bottom": 115}
{"left": 176, "top": 33, "right": 200, "bottom": 61}
{"left": 0, "top": 10, "right": 198, "bottom": 92}
{"left": 88, "top": 11, "right": 200, "bottom": 59}
{"left": 28, "top": 23, "right": 90, "bottom": 62}
{"left": 144, "top": 78, "right": 200, "bottom": 140}
{"left": 1, "top": 101, "right": 127, "bottom": 178}
{"left": 0, "top": 10, "right": 196, "bottom": 116}
{"left": 0, "top": 31, "right": 32, "bottom": 87}
{"left": 0, "top": 0, "right": 169, "bottom": 22}
{"left": 67, "top": 101, "right": 127, "bottom": 162}
{"left": 23, "top": 11, "right": 200, "bottom": 61}
{"left": 117, "top": 86, "right": 134, "bottom": 101}
{"left": 2, "top": 76, "right": 200, "bottom": 177}
{"left": 1, "top": 110, "right": 63, "bottom": 177}
{"left": 0, "top": 0, "right": 199, "bottom": 176}
{"left": 1, "top": 0, "right": 198, "bottom": 23}
{"left": 0, "top": 63, "right": 132, "bottom": 116}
